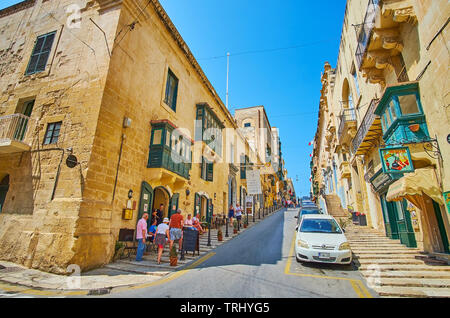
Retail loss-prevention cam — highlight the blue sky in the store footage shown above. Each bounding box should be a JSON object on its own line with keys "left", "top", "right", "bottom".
{"left": 1, "top": 0, "right": 347, "bottom": 197}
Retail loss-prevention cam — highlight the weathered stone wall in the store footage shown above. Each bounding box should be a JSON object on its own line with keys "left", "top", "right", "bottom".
{"left": 0, "top": 0, "right": 120, "bottom": 273}
{"left": 70, "top": 0, "right": 262, "bottom": 270}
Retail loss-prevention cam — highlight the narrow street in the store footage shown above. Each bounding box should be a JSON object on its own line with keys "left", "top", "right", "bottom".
{"left": 96, "top": 208, "right": 377, "bottom": 298}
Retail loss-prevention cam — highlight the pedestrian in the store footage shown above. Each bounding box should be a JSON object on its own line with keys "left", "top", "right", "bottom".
{"left": 228, "top": 204, "right": 235, "bottom": 227}
{"left": 169, "top": 208, "right": 184, "bottom": 252}
{"left": 155, "top": 217, "right": 170, "bottom": 264}
{"left": 184, "top": 214, "right": 194, "bottom": 229}
{"left": 148, "top": 218, "right": 158, "bottom": 245}
{"left": 135, "top": 213, "right": 149, "bottom": 262}
{"left": 192, "top": 213, "right": 204, "bottom": 234}
{"left": 235, "top": 203, "right": 243, "bottom": 228}
{"left": 156, "top": 204, "right": 165, "bottom": 225}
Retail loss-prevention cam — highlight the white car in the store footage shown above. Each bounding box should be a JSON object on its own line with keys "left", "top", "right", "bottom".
{"left": 295, "top": 214, "right": 352, "bottom": 265}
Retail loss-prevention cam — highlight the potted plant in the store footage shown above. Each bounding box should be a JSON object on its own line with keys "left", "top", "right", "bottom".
{"left": 169, "top": 244, "right": 178, "bottom": 266}
{"left": 217, "top": 227, "right": 223, "bottom": 241}
{"left": 243, "top": 216, "right": 248, "bottom": 228}
{"left": 233, "top": 220, "right": 238, "bottom": 234}
{"left": 114, "top": 241, "right": 125, "bottom": 261}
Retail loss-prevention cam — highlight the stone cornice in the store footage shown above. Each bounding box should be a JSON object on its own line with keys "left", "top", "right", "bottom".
{"left": 0, "top": 0, "right": 36, "bottom": 19}
{"left": 147, "top": 0, "right": 237, "bottom": 130}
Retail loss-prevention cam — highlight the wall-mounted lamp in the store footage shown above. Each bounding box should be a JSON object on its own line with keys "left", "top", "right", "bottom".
{"left": 128, "top": 189, "right": 133, "bottom": 199}
{"left": 186, "top": 189, "right": 190, "bottom": 196}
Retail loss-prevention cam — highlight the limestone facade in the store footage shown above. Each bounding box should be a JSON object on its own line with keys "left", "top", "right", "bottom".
{"left": 0, "top": 0, "right": 287, "bottom": 273}
{"left": 311, "top": 0, "right": 450, "bottom": 256}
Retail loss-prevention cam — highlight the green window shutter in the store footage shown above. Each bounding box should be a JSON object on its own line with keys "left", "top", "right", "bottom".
{"left": 206, "top": 161, "right": 214, "bottom": 182}
{"left": 169, "top": 193, "right": 179, "bottom": 218}
{"left": 171, "top": 77, "right": 178, "bottom": 111}
{"left": 194, "top": 193, "right": 201, "bottom": 216}
{"left": 200, "top": 156, "right": 205, "bottom": 180}
{"left": 26, "top": 31, "right": 56, "bottom": 75}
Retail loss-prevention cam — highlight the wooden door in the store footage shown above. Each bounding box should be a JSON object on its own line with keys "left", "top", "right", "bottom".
{"left": 138, "top": 182, "right": 153, "bottom": 229}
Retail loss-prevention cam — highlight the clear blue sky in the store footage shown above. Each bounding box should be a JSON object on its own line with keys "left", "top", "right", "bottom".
{"left": 1, "top": 0, "right": 347, "bottom": 197}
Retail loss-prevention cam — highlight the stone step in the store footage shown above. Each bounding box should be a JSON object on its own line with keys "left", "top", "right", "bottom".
{"left": 104, "top": 262, "right": 173, "bottom": 275}
{"left": 355, "top": 258, "right": 426, "bottom": 265}
{"left": 377, "top": 278, "right": 450, "bottom": 288}
{"left": 352, "top": 249, "right": 419, "bottom": 256}
{"left": 373, "top": 286, "right": 450, "bottom": 298}
{"left": 358, "top": 264, "right": 450, "bottom": 271}
{"left": 355, "top": 254, "right": 421, "bottom": 260}
{"left": 360, "top": 270, "right": 450, "bottom": 279}
{"left": 349, "top": 239, "right": 403, "bottom": 242}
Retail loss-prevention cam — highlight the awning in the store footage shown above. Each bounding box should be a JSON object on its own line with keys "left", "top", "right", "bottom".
{"left": 386, "top": 167, "right": 444, "bottom": 205}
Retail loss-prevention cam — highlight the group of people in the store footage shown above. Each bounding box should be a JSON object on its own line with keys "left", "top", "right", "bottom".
{"left": 135, "top": 204, "right": 205, "bottom": 264}
{"left": 228, "top": 203, "right": 243, "bottom": 227}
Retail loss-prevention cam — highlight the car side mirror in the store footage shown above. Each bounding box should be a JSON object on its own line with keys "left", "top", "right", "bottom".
{"left": 295, "top": 226, "right": 298, "bottom": 231}
{"left": 294, "top": 215, "right": 298, "bottom": 218}
{"left": 342, "top": 229, "right": 346, "bottom": 233}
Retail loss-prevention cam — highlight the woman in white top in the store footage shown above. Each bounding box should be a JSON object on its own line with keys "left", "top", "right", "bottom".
{"left": 155, "top": 217, "right": 170, "bottom": 264}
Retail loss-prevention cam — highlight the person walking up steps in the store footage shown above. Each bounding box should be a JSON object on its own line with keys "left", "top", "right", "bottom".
{"left": 155, "top": 217, "right": 170, "bottom": 265}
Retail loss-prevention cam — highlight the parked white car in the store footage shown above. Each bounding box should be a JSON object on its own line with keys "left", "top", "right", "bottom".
{"left": 295, "top": 214, "right": 352, "bottom": 265}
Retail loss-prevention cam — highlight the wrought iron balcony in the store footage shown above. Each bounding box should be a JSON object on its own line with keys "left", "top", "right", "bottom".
{"left": 0, "top": 113, "right": 31, "bottom": 154}
{"left": 355, "top": 0, "right": 380, "bottom": 70}
{"left": 338, "top": 108, "right": 357, "bottom": 140}
{"left": 351, "top": 99, "right": 381, "bottom": 155}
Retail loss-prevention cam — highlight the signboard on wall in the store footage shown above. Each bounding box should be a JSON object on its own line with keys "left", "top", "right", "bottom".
{"left": 444, "top": 191, "right": 450, "bottom": 214}
{"left": 245, "top": 196, "right": 254, "bottom": 216}
{"left": 246, "top": 170, "right": 262, "bottom": 195}
{"left": 379, "top": 147, "right": 414, "bottom": 174}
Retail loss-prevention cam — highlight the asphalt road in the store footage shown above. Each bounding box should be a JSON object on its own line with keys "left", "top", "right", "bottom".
{"left": 98, "top": 208, "right": 378, "bottom": 298}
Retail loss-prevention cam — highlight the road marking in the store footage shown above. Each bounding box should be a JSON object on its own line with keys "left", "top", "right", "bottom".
{"left": 111, "top": 252, "right": 217, "bottom": 294}
{"left": 284, "top": 233, "right": 372, "bottom": 298}
{"left": 0, "top": 252, "right": 217, "bottom": 297}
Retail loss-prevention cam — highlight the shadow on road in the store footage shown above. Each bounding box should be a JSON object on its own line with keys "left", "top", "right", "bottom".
{"left": 192, "top": 209, "right": 287, "bottom": 269}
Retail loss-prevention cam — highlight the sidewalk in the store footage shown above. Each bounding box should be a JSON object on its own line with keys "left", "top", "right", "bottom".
{"left": 0, "top": 207, "right": 284, "bottom": 295}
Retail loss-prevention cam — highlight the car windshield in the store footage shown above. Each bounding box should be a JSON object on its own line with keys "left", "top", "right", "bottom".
{"left": 300, "top": 210, "right": 320, "bottom": 217}
{"left": 300, "top": 218, "right": 342, "bottom": 234}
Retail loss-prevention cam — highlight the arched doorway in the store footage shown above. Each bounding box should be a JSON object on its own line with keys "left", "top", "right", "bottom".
{"left": 0, "top": 175, "right": 9, "bottom": 213}
{"left": 194, "top": 192, "right": 212, "bottom": 223}
{"left": 152, "top": 186, "right": 170, "bottom": 219}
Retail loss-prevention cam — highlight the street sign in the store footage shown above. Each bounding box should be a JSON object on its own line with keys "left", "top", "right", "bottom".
{"left": 245, "top": 196, "right": 254, "bottom": 216}
{"left": 246, "top": 169, "right": 262, "bottom": 195}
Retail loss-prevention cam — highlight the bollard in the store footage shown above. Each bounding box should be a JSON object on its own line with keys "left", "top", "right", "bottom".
{"left": 225, "top": 218, "right": 229, "bottom": 238}
{"left": 207, "top": 220, "right": 211, "bottom": 247}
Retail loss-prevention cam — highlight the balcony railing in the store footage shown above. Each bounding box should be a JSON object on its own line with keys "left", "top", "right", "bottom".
{"left": 338, "top": 108, "right": 357, "bottom": 139}
{"left": 355, "top": 0, "right": 380, "bottom": 69}
{"left": 0, "top": 113, "right": 30, "bottom": 143}
{"left": 148, "top": 146, "right": 191, "bottom": 180}
{"left": 351, "top": 99, "right": 380, "bottom": 155}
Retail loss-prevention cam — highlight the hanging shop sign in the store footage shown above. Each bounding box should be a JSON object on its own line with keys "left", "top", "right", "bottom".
{"left": 379, "top": 146, "right": 414, "bottom": 174}
{"left": 443, "top": 191, "right": 450, "bottom": 214}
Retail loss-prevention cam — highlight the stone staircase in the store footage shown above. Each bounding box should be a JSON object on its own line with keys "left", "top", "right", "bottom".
{"left": 345, "top": 223, "right": 450, "bottom": 298}
{"left": 324, "top": 194, "right": 348, "bottom": 218}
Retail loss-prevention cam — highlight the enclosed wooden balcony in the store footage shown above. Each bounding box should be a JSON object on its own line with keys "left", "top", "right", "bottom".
{"left": 0, "top": 114, "right": 31, "bottom": 154}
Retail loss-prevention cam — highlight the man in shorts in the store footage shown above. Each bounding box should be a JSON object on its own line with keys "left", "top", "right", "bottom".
{"left": 169, "top": 209, "right": 184, "bottom": 252}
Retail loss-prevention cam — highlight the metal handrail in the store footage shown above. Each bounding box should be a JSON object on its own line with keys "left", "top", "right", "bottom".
{"left": 351, "top": 99, "right": 380, "bottom": 154}
{"left": 355, "top": 0, "right": 380, "bottom": 69}
{"left": 0, "top": 113, "right": 31, "bottom": 142}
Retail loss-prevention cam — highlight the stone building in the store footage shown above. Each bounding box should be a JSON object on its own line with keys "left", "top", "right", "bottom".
{"left": 0, "top": 0, "right": 285, "bottom": 273}
{"left": 234, "top": 106, "right": 286, "bottom": 208}
{"left": 311, "top": 0, "right": 449, "bottom": 258}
